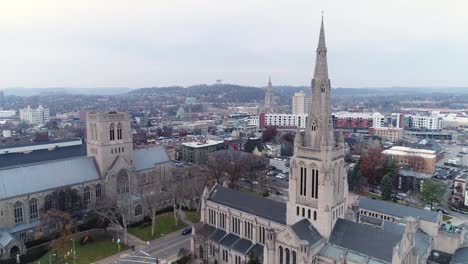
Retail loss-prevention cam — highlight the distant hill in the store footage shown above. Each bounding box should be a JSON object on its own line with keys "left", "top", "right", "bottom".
{"left": 3, "top": 87, "right": 133, "bottom": 96}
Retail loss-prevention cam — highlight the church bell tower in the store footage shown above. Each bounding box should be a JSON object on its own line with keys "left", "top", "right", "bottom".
{"left": 286, "top": 16, "right": 348, "bottom": 238}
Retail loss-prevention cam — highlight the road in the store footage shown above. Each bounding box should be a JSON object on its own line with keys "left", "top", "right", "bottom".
{"left": 98, "top": 231, "right": 191, "bottom": 264}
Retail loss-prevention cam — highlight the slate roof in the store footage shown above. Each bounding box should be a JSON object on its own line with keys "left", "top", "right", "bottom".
{"left": 220, "top": 234, "right": 239, "bottom": 248}
{"left": 0, "top": 144, "right": 86, "bottom": 168}
{"left": 208, "top": 229, "right": 226, "bottom": 243}
{"left": 290, "top": 219, "right": 322, "bottom": 245}
{"left": 358, "top": 196, "right": 439, "bottom": 223}
{"left": 133, "top": 146, "right": 170, "bottom": 171}
{"left": 233, "top": 238, "right": 253, "bottom": 254}
{"left": 451, "top": 247, "right": 468, "bottom": 264}
{"left": 247, "top": 244, "right": 264, "bottom": 259}
{"left": 208, "top": 185, "right": 286, "bottom": 224}
{"left": 329, "top": 219, "right": 404, "bottom": 263}
{"left": 0, "top": 156, "right": 100, "bottom": 201}
{"left": 0, "top": 230, "right": 13, "bottom": 247}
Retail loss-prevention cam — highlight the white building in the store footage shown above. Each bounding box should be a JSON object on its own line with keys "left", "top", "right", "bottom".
{"left": 19, "top": 105, "right": 50, "bottom": 125}
{"left": 0, "top": 110, "right": 16, "bottom": 118}
{"left": 261, "top": 113, "right": 308, "bottom": 129}
{"left": 292, "top": 91, "right": 311, "bottom": 115}
{"left": 407, "top": 115, "right": 442, "bottom": 130}
{"left": 333, "top": 111, "right": 386, "bottom": 128}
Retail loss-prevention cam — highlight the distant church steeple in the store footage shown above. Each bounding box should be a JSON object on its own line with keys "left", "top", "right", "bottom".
{"left": 264, "top": 76, "right": 275, "bottom": 113}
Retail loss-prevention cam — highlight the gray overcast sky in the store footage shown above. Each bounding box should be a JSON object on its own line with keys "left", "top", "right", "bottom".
{"left": 1, "top": 0, "right": 467, "bottom": 88}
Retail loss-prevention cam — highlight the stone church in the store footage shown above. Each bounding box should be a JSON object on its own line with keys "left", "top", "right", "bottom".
{"left": 0, "top": 111, "right": 173, "bottom": 259}
{"left": 192, "top": 17, "right": 467, "bottom": 264}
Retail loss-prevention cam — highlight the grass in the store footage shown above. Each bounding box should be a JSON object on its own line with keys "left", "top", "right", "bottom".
{"left": 128, "top": 212, "right": 187, "bottom": 241}
{"left": 443, "top": 214, "right": 453, "bottom": 222}
{"left": 185, "top": 210, "right": 201, "bottom": 223}
{"left": 37, "top": 233, "right": 126, "bottom": 264}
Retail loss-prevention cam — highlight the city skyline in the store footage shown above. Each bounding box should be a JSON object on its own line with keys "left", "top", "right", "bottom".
{"left": 1, "top": 0, "right": 468, "bottom": 89}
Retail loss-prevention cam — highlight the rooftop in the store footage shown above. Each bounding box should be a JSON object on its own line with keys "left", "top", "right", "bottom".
{"left": 208, "top": 185, "right": 286, "bottom": 224}
{"left": 358, "top": 196, "right": 439, "bottom": 223}
{"left": 182, "top": 140, "right": 224, "bottom": 148}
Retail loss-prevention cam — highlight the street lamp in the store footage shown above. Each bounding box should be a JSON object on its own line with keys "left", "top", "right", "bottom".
{"left": 48, "top": 254, "right": 56, "bottom": 264}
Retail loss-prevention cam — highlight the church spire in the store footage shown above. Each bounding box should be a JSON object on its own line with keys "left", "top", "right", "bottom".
{"left": 264, "top": 76, "right": 275, "bottom": 113}
{"left": 304, "top": 15, "right": 333, "bottom": 148}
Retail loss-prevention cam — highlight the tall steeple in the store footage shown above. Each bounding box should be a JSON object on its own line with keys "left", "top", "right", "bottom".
{"left": 264, "top": 76, "right": 275, "bottom": 113}
{"left": 304, "top": 15, "right": 334, "bottom": 148}
{"left": 287, "top": 16, "right": 348, "bottom": 239}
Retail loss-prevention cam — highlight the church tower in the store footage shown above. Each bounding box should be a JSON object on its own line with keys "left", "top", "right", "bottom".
{"left": 86, "top": 111, "right": 134, "bottom": 176}
{"left": 286, "top": 17, "right": 348, "bottom": 238}
{"left": 264, "top": 76, "right": 275, "bottom": 113}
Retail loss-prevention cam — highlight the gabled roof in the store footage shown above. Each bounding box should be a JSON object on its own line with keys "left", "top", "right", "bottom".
{"left": 0, "top": 144, "right": 86, "bottom": 169}
{"left": 329, "top": 219, "right": 404, "bottom": 263}
{"left": 290, "top": 219, "right": 322, "bottom": 245}
{"left": 0, "top": 156, "right": 100, "bottom": 201}
{"left": 208, "top": 185, "right": 286, "bottom": 224}
{"left": 133, "top": 146, "right": 170, "bottom": 171}
{"left": 358, "top": 196, "right": 439, "bottom": 223}
{"left": 0, "top": 230, "right": 13, "bottom": 248}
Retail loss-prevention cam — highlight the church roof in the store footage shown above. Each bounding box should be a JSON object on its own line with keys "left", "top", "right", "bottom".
{"left": 0, "top": 156, "right": 100, "bottom": 201}
{"left": 451, "top": 247, "right": 468, "bottom": 264}
{"left": 358, "top": 196, "right": 439, "bottom": 223}
{"left": 329, "top": 219, "right": 405, "bottom": 263}
{"left": 208, "top": 185, "right": 286, "bottom": 224}
{"left": 290, "top": 219, "right": 322, "bottom": 245}
{"left": 0, "top": 144, "right": 86, "bottom": 169}
{"left": 133, "top": 146, "right": 170, "bottom": 171}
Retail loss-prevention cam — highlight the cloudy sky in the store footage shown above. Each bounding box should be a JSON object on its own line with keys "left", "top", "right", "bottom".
{"left": 1, "top": 0, "right": 467, "bottom": 88}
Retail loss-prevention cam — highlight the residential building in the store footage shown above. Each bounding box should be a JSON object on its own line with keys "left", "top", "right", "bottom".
{"left": 0, "top": 109, "right": 16, "bottom": 118}
{"left": 180, "top": 139, "right": 224, "bottom": 164}
{"left": 333, "top": 111, "right": 386, "bottom": 129}
{"left": 370, "top": 127, "right": 403, "bottom": 142}
{"left": 259, "top": 113, "right": 308, "bottom": 129}
{"left": 407, "top": 115, "right": 442, "bottom": 130}
{"left": 19, "top": 105, "right": 50, "bottom": 125}
{"left": 292, "top": 91, "right": 311, "bottom": 115}
{"left": 191, "top": 18, "right": 462, "bottom": 264}
{"left": 382, "top": 146, "right": 437, "bottom": 174}
{"left": 391, "top": 113, "right": 404, "bottom": 128}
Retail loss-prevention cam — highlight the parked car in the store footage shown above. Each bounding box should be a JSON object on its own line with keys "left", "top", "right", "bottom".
{"left": 436, "top": 208, "right": 449, "bottom": 214}
{"left": 182, "top": 227, "right": 192, "bottom": 235}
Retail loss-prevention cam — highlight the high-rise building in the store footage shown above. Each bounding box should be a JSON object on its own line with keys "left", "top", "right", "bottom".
{"left": 19, "top": 105, "right": 50, "bottom": 125}
{"left": 263, "top": 77, "right": 275, "bottom": 113}
{"left": 292, "top": 91, "right": 311, "bottom": 114}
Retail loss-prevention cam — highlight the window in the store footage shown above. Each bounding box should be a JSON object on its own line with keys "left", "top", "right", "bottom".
{"left": 219, "top": 213, "right": 226, "bottom": 229}
{"left": 258, "top": 226, "right": 266, "bottom": 244}
{"left": 292, "top": 251, "right": 297, "bottom": 264}
{"left": 19, "top": 232, "right": 27, "bottom": 240}
{"left": 235, "top": 255, "right": 242, "bottom": 264}
{"left": 296, "top": 206, "right": 299, "bottom": 216}
{"left": 44, "top": 195, "right": 53, "bottom": 210}
{"left": 308, "top": 209, "right": 311, "bottom": 219}
{"left": 231, "top": 216, "right": 241, "bottom": 235}
{"left": 244, "top": 221, "right": 253, "bottom": 240}
{"left": 302, "top": 208, "right": 305, "bottom": 217}
{"left": 311, "top": 169, "right": 319, "bottom": 199}
{"left": 14, "top": 201, "right": 23, "bottom": 224}
{"left": 95, "top": 184, "right": 102, "bottom": 199}
{"left": 314, "top": 211, "right": 317, "bottom": 221}
{"left": 135, "top": 204, "right": 143, "bottom": 216}
{"left": 117, "top": 123, "right": 123, "bottom": 140}
{"left": 222, "top": 249, "right": 229, "bottom": 262}
{"left": 29, "top": 198, "right": 38, "bottom": 220}
{"left": 117, "top": 170, "right": 129, "bottom": 194}
{"left": 279, "top": 246, "right": 283, "bottom": 264}
{"left": 84, "top": 186, "right": 91, "bottom": 206}
{"left": 285, "top": 248, "right": 290, "bottom": 264}
{"left": 109, "top": 123, "right": 115, "bottom": 141}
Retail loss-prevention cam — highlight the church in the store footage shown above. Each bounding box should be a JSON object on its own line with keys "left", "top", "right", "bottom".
{"left": 0, "top": 111, "right": 173, "bottom": 259}
{"left": 191, "top": 17, "right": 467, "bottom": 264}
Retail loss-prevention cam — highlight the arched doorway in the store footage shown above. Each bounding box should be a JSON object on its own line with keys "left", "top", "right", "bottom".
{"left": 10, "top": 246, "right": 20, "bottom": 258}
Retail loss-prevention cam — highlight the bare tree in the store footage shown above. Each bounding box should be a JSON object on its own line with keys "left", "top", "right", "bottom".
{"left": 95, "top": 194, "right": 132, "bottom": 243}
{"left": 143, "top": 191, "right": 164, "bottom": 238}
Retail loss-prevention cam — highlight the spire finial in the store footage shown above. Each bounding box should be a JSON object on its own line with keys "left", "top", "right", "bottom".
{"left": 269, "top": 75, "right": 271, "bottom": 84}
{"left": 318, "top": 13, "right": 326, "bottom": 50}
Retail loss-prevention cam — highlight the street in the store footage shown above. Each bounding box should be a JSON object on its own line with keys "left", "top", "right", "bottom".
{"left": 93, "top": 230, "right": 191, "bottom": 264}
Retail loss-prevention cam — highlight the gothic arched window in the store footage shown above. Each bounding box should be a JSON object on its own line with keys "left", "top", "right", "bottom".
{"left": 95, "top": 184, "right": 102, "bottom": 199}
{"left": 109, "top": 123, "right": 115, "bottom": 141}
{"left": 285, "top": 248, "right": 290, "bottom": 264}
{"left": 135, "top": 204, "right": 143, "bottom": 216}
{"left": 292, "top": 251, "right": 297, "bottom": 264}
{"left": 279, "top": 246, "right": 283, "bottom": 264}
{"left": 117, "top": 123, "right": 123, "bottom": 140}
{"left": 14, "top": 201, "right": 23, "bottom": 224}
{"left": 84, "top": 186, "right": 91, "bottom": 206}
{"left": 314, "top": 211, "right": 317, "bottom": 221}
{"left": 29, "top": 198, "right": 38, "bottom": 220}
{"left": 44, "top": 195, "right": 53, "bottom": 210}
{"left": 117, "top": 170, "right": 129, "bottom": 194}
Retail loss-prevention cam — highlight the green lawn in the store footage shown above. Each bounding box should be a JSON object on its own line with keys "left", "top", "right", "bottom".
{"left": 185, "top": 210, "right": 201, "bottom": 223}
{"left": 128, "top": 212, "right": 187, "bottom": 241}
{"left": 37, "top": 233, "right": 126, "bottom": 264}
{"left": 443, "top": 214, "right": 453, "bottom": 222}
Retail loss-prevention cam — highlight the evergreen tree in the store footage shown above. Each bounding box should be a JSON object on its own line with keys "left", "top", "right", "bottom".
{"left": 419, "top": 179, "right": 445, "bottom": 210}
{"left": 244, "top": 139, "right": 256, "bottom": 153}
{"left": 380, "top": 173, "right": 394, "bottom": 200}
{"left": 348, "top": 164, "right": 362, "bottom": 192}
